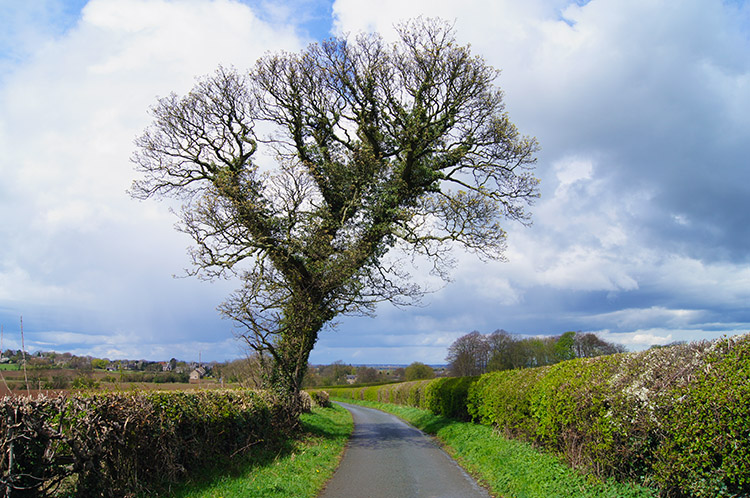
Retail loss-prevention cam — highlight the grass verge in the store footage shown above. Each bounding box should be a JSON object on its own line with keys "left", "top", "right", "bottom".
{"left": 333, "top": 398, "right": 658, "bottom": 498}
{"left": 161, "top": 404, "right": 352, "bottom": 498}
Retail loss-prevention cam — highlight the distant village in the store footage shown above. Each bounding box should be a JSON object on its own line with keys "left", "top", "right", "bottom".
{"left": 0, "top": 349, "right": 211, "bottom": 382}
{"left": 0, "top": 349, "right": 447, "bottom": 387}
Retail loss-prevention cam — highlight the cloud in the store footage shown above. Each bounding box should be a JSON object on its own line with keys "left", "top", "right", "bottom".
{"left": 0, "top": 0, "right": 306, "bottom": 360}
{"left": 2, "top": 0, "right": 749, "bottom": 364}
{"left": 306, "top": 0, "right": 750, "bottom": 361}
{"left": 585, "top": 306, "right": 705, "bottom": 331}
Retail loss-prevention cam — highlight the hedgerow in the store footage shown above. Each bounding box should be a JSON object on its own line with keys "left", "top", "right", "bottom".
{"left": 323, "top": 334, "right": 750, "bottom": 496}
{"left": 424, "top": 376, "right": 477, "bottom": 420}
{"left": 0, "top": 389, "right": 289, "bottom": 497}
{"left": 653, "top": 337, "right": 750, "bottom": 496}
{"left": 325, "top": 379, "right": 434, "bottom": 409}
{"left": 467, "top": 335, "right": 750, "bottom": 496}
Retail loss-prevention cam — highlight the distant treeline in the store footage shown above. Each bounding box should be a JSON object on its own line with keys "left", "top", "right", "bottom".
{"left": 446, "top": 330, "right": 626, "bottom": 377}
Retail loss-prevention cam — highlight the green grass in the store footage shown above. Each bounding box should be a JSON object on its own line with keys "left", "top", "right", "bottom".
{"left": 0, "top": 364, "right": 20, "bottom": 371}
{"left": 333, "top": 398, "right": 657, "bottom": 498}
{"left": 161, "top": 404, "right": 352, "bottom": 498}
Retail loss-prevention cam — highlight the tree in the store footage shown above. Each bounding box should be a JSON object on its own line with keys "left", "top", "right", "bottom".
{"left": 573, "top": 332, "right": 627, "bottom": 357}
{"left": 554, "top": 331, "right": 576, "bottom": 362}
{"left": 405, "top": 361, "right": 435, "bottom": 381}
{"left": 131, "top": 18, "right": 539, "bottom": 399}
{"left": 486, "top": 329, "right": 515, "bottom": 371}
{"left": 310, "top": 361, "right": 355, "bottom": 386}
{"left": 448, "top": 329, "right": 627, "bottom": 374}
{"left": 69, "top": 355, "right": 93, "bottom": 371}
{"left": 91, "top": 358, "right": 108, "bottom": 370}
{"left": 355, "top": 366, "right": 381, "bottom": 384}
{"left": 393, "top": 367, "right": 406, "bottom": 380}
{"left": 446, "top": 330, "right": 489, "bottom": 376}
{"left": 215, "top": 355, "right": 267, "bottom": 388}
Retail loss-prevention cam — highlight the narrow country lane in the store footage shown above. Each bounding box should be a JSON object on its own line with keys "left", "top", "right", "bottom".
{"left": 318, "top": 402, "right": 491, "bottom": 498}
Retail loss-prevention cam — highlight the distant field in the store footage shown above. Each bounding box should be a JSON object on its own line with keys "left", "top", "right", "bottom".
{"left": 0, "top": 364, "right": 19, "bottom": 371}
{"left": 0, "top": 367, "right": 231, "bottom": 398}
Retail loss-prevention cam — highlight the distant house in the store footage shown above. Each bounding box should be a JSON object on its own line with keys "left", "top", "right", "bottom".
{"left": 345, "top": 374, "right": 357, "bottom": 385}
{"left": 189, "top": 366, "right": 206, "bottom": 383}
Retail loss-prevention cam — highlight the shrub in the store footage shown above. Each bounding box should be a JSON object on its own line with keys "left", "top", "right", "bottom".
{"left": 467, "top": 366, "right": 550, "bottom": 440}
{"left": 299, "top": 390, "right": 313, "bottom": 413}
{"left": 44, "top": 375, "right": 71, "bottom": 390}
{"left": 71, "top": 375, "right": 99, "bottom": 390}
{"left": 525, "top": 356, "right": 622, "bottom": 473}
{"left": 310, "top": 390, "right": 331, "bottom": 408}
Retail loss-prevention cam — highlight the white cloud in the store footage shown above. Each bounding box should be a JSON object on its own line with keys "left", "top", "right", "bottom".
{"left": 586, "top": 307, "right": 704, "bottom": 331}
{"left": 0, "top": 0, "right": 306, "bottom": 360}
{"left": 597, "top": 329, "right": 674, "bottom": 349}
{"left": 597, "top": 328, "right": 749, "bottom": 352}
{"left": 554, "top": 157, "right": 593, "bottom": 189}
{"left": 1, "top": 0, "right": 749, "bottom": 363}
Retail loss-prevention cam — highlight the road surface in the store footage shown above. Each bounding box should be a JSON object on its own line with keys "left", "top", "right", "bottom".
{"left": 319, "top": 402, "right": 491, "bottom": 498}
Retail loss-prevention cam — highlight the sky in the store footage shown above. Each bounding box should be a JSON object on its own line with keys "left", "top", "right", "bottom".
{"left": 0, "top": 0, "right": 749, "bottom": 365}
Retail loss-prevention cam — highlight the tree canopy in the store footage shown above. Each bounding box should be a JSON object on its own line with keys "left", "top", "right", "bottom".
{"left": 447, "top": 330, "right": 627, "bottom": 376}
{"left": 131, "top": 18, "right": 539, "bottom": 398}
{"left": 404, "top": 361, "right": 435, "bottom": 381}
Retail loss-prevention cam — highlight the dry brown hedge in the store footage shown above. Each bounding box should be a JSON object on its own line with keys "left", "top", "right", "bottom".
{"left": 0, "top": 389, "right": 288, "bottom": 497}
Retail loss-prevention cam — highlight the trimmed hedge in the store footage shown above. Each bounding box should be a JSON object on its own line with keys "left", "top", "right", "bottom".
{"left": 325, "top": 379, "right": 435, "bottom": 410}
{"left": 323, "top": 376, "right": 476, "bottom": 421}
{"left": 0, "top": 389, "right": 287, "bottom": 497}
{"left": 467, "top": 335, "right": 750, "bottom": 497}
{"left": 424, "top": 376, "right": 477, "bottom": 421}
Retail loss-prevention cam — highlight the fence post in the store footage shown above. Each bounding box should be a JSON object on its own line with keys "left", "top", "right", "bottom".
{"left": 5, "top": 407, "right": 15, "bottom": 498}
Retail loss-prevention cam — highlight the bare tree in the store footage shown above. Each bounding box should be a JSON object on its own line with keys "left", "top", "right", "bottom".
{"left": 573, "top": 332, "right": 627, "bottom": 358}
{"left": 486, "top": 329, "right": 515, "bottom": 371}
{"left": 355, "top": 366, "right": 382, "bottom": 384}
{"left": 131, "top": 18, "right": 539, "bottom": 399}
{"left": 446, "top": 331, "right": 490, "bottom": 376}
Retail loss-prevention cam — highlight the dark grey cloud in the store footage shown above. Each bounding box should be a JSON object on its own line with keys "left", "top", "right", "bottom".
{"left": 316, "top": 0, "right": 750, "bottom": 361}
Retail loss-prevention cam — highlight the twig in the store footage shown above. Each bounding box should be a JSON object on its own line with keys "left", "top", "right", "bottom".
{"left": 230, "top": 438, "right": 263, "bottom": 458}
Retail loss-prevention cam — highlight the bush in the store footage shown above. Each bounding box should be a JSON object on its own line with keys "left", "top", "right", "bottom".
{"left": 44, "top": 375, "right": 71, "bottom": 390}
{"left": 299, "top": 390, "right": 313, "bottom": 413}
{"left": 467, "top": 366, "right": 550, "bottom": 440}
{"left": 310, "top": 390, "right": 331, "bottom": 408}
{"left": 525, "top": 356, "right": 622, "bottom": 472}
{"left": 71, "top": 375, "right": 99, "bottom": 390}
